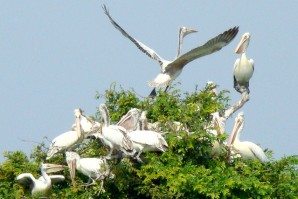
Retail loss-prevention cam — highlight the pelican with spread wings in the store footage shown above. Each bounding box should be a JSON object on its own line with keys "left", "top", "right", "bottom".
{"left": 102, "top": 5, "right": 239, "bottom": 96}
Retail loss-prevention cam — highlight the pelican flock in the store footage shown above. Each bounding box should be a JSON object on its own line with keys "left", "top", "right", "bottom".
{"left": 14, "top": 4, "right": 271, "bottom": 197}
{"left": 102, "top": 5, "right": 239, "bottom": 96}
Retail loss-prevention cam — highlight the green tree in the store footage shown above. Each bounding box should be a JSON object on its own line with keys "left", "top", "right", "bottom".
{"left": 0, "top": 85, "right": 297, "bottom": 198}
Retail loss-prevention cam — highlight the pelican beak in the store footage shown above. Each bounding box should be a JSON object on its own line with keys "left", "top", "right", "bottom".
{"left": 67, "top": 159, "right": 76, "bottom": 185}
{"left": 184, "top": 27, "right": 198, "bottom": 37}
{"left": 235, "top": 33, "right": 250, "bottom": 54}
{"left": 227, "top": 117, "right": 243, "bottom": 146}
{"left": 43, "top": 163, "right": 66, "bottom": 173}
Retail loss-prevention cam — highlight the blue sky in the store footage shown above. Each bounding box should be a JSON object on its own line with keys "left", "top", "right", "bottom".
{"left": 0, "top": 1, "right": 297, "bottom": 162}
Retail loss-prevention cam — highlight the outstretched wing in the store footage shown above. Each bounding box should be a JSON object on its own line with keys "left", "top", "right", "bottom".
{"left": 117, "top": 108, "right": 141, "bottom": 131}
{"left": 170, "top": 27, "right": 239, "bottom": 70}
{"left": 102, "top": 4, "right": 164, "bottom": 65}
{"left": 16, "top": 173, "right": 35, "bottom": 190}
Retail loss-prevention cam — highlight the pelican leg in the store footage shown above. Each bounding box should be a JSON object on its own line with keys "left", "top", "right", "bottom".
{"left": 135, "top": 150, "right": 144, "bottom": 163}
{"left": 148, "top": 88, "right": 157, "bottom": 98}
{"left": 105, "top": 147, "right": 114, "bottom": 159}
{"left": 82, "top": 178, "right": 96, "bottom": 187}
{"left": 233, "top": 76, "right": 242, "bottom": 93}
{"left": 164, "top": 85, "right": 170, "bottom": 93}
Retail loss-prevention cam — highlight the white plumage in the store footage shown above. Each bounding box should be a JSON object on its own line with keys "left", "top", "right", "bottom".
{"left": 128, "top": 130, "right": 168, "bottom": 162}
{"left": 47, "top": 109, "right": 84, "bottom": 159}
{"left": 16, "top": 163, "right": 65, "bottom": 196}
{"left": 227, "top": 112, "right": 268, "bottom": 162}
{"left": 99, "top": 104, "right": 134, "bottom": 158}
{"left": 65, "top": 151, "right": 113, "bottom": 188}
{"left": 103, "top": 5, "right": 239, "bottom": 96}
{"left": 233, "top": 32, "right": 254, "bottom": 93}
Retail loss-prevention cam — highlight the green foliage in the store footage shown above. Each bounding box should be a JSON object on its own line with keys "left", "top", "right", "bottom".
{"left": 1, "top": 85, "right": 297, "bottom": 198}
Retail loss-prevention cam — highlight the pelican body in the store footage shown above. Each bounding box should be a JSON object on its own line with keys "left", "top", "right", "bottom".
{"left": 99, "top": 104, "right": 134, "bottom": 158}
{"left": 128, "top": 130, "right": 168, "bottom": 162}
{"left": 102, "top": 5, "right": 239, "bottom": 97}
{"left": 227, "top": 112, "right": 268, "bottom": 162}
{"left": 47, "top": 109, "right": 85, "bottom": 159}
{"left": 66, "top": 152, "right": 113, "bottom": 187}
{"left": 72, "top": 108, "right": 102, "bottom": 138}
{"left": 234, "top": 33, "right": 254, "bottom": 93}
{"left": 16, "top": 163, "right": 65, "bottom": 196}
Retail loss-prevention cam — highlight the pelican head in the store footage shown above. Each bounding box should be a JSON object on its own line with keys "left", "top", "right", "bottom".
{"left": 235, "top": 32, "right": 251, "bottom": 54}
{"left": 227, "top": 112, "right": 245, "bottom": 145}
{"left": 65, "top": 151, "right": 80, "bottom": 184}
{"left": 74, "top": 108, "right": 83, "bottom": 118}
{"left": 180, "top": 27, "right": 198, "bottom": 38}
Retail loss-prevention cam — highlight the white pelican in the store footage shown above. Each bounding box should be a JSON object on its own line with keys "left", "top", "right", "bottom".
{"left": 46, "top": 109, "right": 84, "bottom": 159}
{"left": 99, "top": 104, "right": 134, "bottom": 159}
{"left": 72, "top": 108, "right": 102, "bottom": 138}
{"left": 103, "top": 5, "right": 239, "bottom": 97}
{"left": 128, "top": 130, "right": 168, "bottom": 162}
{"left": 16, "top": 163, "right": 65, "bottom": 196}
{"left": 227, "top": 112, "right": 268, "bottom": 162}
{"left": 65, "top": 151, "right": 114, "bottom": 189}
{"left": 117, "top": 108, "right": 141, "bottom": 132}
{"left": 234, "top": 32, "right": 254, "bottom": 93}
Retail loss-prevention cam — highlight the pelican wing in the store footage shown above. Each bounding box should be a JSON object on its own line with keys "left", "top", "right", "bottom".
{"left": 169, "top": 27, "right": 239, "bottom": 71}
{"left": 16, "top": 173, "right": 35, "bottom": 190}
{"left": 117, "top": 108, "right": 140, "bottom": 131}
{"left": 244, "top": 141, "right": 268, "bottom": 162}
{"left": 102, "top": 5, "right": 164, "bottom": 65}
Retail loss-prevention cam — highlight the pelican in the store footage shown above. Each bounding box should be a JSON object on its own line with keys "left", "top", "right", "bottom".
{"left": 46, "top": 109, "right": 84, "bottom": 159}
{"left": 233, "top": 32, "right": 254, "bottom": 93}
{"left": 72, "top": 108, "right": 102, "bottom": 138}
{"left": 103, "top": 5, "right": 239, "bottom": 97}
{"left": 65, "top": 152, "right": 114, "bottom": 189}
{"left": 127, "top": 115, "right": 168, "bottom": 162}
{"left": 227, "top": 112, "right": 268, "bottom": 162}
{"left": 99, "top": 104, "right": 134, "bottom": 159}
{"left": 117, "top": 108, "right": 141, "bottom": 132}
{"left": 16, "top": 163, "right": 65, "bottom": 196}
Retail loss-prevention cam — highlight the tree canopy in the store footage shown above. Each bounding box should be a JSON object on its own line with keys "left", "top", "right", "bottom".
{"left": 0, "top": 85, "right": 297, "bottom": 198}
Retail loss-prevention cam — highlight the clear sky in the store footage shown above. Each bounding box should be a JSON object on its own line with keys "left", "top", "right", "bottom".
{"left": 0, "top": 1, "right": 297, "bottom": 162}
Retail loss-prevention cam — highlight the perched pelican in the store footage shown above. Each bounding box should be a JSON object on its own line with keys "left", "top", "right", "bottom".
{"left": 72, "top": 108, "right": 102, "bottom": 138}
{"left": 128, "top": 130, "right": 168, "bottom": 162}
{"left": 99, "top": 104, "right": 134, "bottom": 158}
{"left": 117, "top": 108, "right": 141, "bottom": 132}
{"left": 16, "top": 163, "right": 65, "bottom": 196}
{"left": 103, "top": 5, "right": 239, "bottom": 97}
{"left": 227, "top": 112, "right": 268, "bottom": 162}
{"left": 127, "top": 116, "right": 168, "bottom": 162}
{"left": 46, "top": 110, "right": 84, "bottom": 159}
{"left": 233, "top": 32, "right": 254, "bottom": 93}
{"left": 65, "top": 152, "right": 114, "bottom": 189}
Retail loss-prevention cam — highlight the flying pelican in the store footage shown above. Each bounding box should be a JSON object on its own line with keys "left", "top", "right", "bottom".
{"left": 46, "top": 109, "right": 84, "bottom": 159}
{"left": 233, "top": 32, "right": 254, "bottom": 93}
{"left": 99, "top": 104, "right": 134, "bottom": 159}
{"left": 227, "top": 112, "right": 268, "bottom": 162}
{"left": 65, "top": 151, "right": 114, "bottom": 189}
{"left": 102, "top": 5, "right": 239, "bottom": 97}
{"left": 117, "top": 108, "right": 141, "bottom": 132}
{"left": 16, "top": 163, "right": 65, "bottom": 196}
